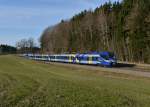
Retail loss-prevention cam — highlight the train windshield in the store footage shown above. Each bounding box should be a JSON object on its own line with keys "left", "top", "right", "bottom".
{"left": 109, "top": 52, "right": 114, "bottom": 58}
{"left": 100, "top": 52, "right": 115, "bottom": 60}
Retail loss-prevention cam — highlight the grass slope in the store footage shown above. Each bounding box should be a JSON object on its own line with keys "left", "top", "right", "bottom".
{"left": 0, "top": 55, "right": 150, "bottom": 107}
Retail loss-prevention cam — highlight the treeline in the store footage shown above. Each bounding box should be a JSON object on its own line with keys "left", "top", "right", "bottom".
{"left": 16, "top": 38, "right": 40, "bottom": 54}
{"left": 0, "top": 45, "right": 16, "bottom": 54}
{"left": 0, "top": 38, "right": 40, "bottom": 55}
{"left": 40, "top": 0, "right": 150, "bottom": 63}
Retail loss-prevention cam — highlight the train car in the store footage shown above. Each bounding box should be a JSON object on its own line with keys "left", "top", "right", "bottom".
{"left": 72, "top": 52, "right": 117, "bottom": 67}
{"left": 24, "top": 51, "right": 117, "bottom": 67}
{"left": 49, "top": 54, "right": 76, "bottom": 63}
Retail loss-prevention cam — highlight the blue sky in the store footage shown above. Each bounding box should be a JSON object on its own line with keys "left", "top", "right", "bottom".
{"left": 0, "top": 0, "right": 121, "bottom": 46}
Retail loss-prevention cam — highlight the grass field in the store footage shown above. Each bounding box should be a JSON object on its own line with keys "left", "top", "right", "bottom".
{"left": 0, "top": 55, "right": 150, "bottom": 107}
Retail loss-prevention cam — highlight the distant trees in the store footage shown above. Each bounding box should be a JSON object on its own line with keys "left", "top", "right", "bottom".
{"left": 0, "top": 45, "right": 16, "bottom": 54}
{"left": 16, "top": 38, "right": 40, "bottom": 53}
{"left": 40, "top": 0, "right": 150, "bottom": 63}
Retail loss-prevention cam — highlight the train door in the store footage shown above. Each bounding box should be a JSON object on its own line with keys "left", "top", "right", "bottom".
{"left": 88, "top": 55, "right": 92, "bottom": 64}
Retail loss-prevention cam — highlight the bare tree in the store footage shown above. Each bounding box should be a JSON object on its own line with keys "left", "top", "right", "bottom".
{"left": 16, "top": 38, "right": 36, "bottom": 53}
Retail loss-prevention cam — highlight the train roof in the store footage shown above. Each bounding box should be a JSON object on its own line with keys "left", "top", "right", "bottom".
{"left": 25, "top": 51, "right": 114, "bottom": 57}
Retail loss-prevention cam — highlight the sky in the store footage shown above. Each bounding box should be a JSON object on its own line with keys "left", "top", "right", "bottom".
{"left": 0, "top": 0, "right": 121, "bottom": 46}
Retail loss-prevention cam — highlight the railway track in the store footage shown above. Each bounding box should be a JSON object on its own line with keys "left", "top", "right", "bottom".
{"left": 118, "top": 67, "right": 150, "bottom": 72}
{"left": 114, "top": 62, "right": 150, "bottom": 72}
{"left": 44, "top": 61, "right": 150, "bottom": 78}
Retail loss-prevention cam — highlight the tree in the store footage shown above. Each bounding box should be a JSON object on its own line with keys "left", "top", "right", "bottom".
{"left": 40, "top": 0, "right": 150, "bottom": 63}
{"left": 16, "top": 38, "right": 37, "bottom": 53}
{"left": 0, "top": 44, "right": 16, "bottom": 54}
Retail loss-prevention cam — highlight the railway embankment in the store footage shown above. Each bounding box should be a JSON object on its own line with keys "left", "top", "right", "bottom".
{"left": 45, "top": 61, "right": 150, "bottom": 78}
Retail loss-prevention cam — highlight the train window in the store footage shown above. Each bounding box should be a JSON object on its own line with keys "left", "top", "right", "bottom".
{"left": 66, "top": 56, "right": 68, "bottom": 60}
{"left": 58, "top": 56, "right": 61, "bottom": 59}
{"left": 101, "top": 55, "right": 109, "bottom": 60}
{"left": 60, "top": 56, "right": 63, "bottom": 59}
{"left": 57, "top": 56, "right": 62, "bottom": 59}
{"left": 87, "top": 57, "right": 89, "bottom": 61}
{"left": 80, "top": 56, "right": 88, "bottom": 61}
{"left": 76, "top": 57, "right": 80, "bottom": 60}
{"left": 109, "top": 52, "right": 114, "bottom": 58}
{"left": 51, "top": 56, "right": 55, "bottom": 59}
{"left": 61, "top": 56, "right": 64, "bottom": 59}
{"left": 64, "top": 56, "right": 67, "bottom": 60}
{"left": 61, "top": 56, "right": 69, "bottom": 60}
{"left": 44, "top": 56, "right": 48, "bottom": 58}
{"left": 92, "top": 57, "right": 98, "bottom": 61}
{"left": 71, "top": 56, "right": 74, "bottom": 60}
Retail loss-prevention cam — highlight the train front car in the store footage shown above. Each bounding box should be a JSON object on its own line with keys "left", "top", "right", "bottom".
{"left": 99, "top": 52, "right": 117, "bottom": 67}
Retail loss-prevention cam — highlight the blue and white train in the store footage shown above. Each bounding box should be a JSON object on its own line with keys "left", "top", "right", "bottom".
{"left": 23, "top": 51, "right": 117, "bottom": 67}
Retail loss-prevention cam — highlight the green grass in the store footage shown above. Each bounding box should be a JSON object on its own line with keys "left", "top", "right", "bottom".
{"left": 0, "top": 55, "right": 150, "bottom": 107}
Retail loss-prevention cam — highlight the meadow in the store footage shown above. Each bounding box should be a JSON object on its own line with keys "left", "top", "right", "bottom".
{"left": 0, "top": 55, "right": 150, "bottom": 107}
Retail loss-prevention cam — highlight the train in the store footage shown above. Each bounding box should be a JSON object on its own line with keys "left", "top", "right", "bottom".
{"left": 23, "top": 51, "right": 117, "bottom": 67}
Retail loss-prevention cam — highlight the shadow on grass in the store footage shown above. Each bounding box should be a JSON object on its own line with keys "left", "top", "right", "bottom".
{"left": 115, "top": 63, "right": 136, "bottom": 68}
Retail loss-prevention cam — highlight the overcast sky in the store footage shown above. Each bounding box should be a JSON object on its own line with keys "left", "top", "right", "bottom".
{"left": 0, "top": 0, "right": 121, "bottom": 46}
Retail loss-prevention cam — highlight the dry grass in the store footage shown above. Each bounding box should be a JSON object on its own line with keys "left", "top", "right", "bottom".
{"left": 0, "top": 55, "right": 150, "bottom": 107}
